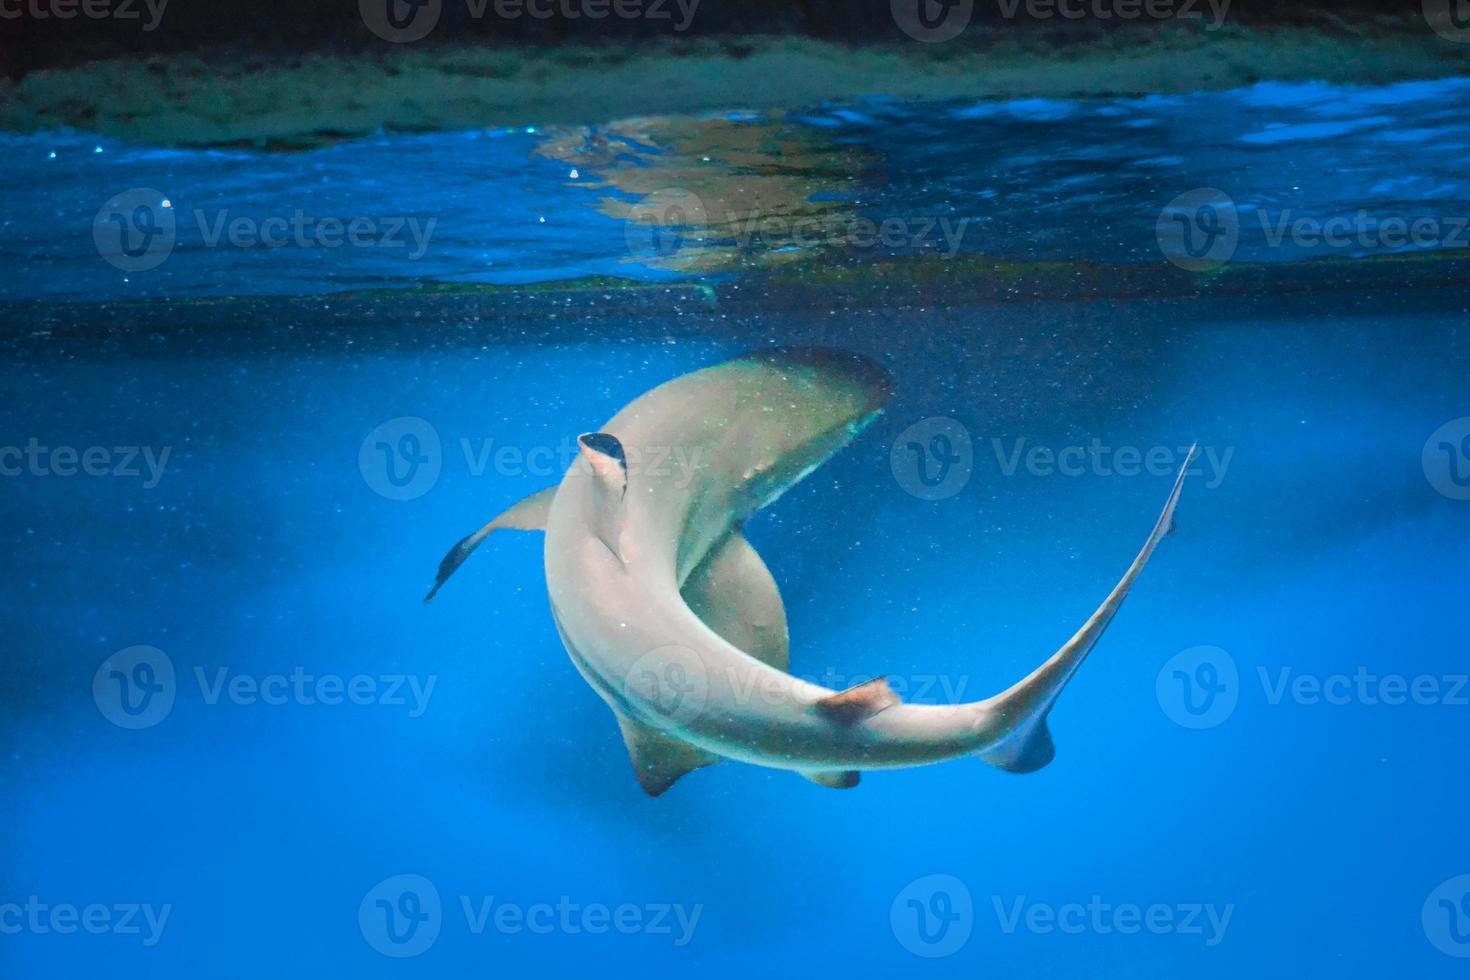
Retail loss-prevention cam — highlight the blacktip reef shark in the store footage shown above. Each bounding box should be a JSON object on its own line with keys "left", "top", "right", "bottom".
{"left": 427, "top": 348, "right": 1197, "bottom": 796}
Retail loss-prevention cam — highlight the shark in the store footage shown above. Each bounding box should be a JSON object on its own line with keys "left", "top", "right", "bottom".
{"left": 427, "top": 348, "right": 1196, "bottom": 796}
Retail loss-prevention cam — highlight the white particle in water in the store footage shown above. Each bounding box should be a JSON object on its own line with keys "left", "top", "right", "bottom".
{"left": 569, "top": 168, "right": 580, "bottom": 179}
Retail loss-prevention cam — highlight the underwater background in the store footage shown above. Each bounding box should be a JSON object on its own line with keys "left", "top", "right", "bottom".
{"left": 3, "top": 72, "right": 1470, "bottom": 979}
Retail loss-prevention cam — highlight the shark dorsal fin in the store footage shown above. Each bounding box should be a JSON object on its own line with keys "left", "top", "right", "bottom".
{"left": 813, "top": 678, "right": 900, "bottom": 723}
{"left": 578, "top": 432, "right": 628, "bottom": 562}
{"left": 578, "top": 432, "right": 627, "bottom": 499}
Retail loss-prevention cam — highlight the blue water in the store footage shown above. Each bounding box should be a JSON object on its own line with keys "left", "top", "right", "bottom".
{"left": 5, "top": 76, "right": 1470, "bottom": 302}
{"left": 4, "top": 77, "right": 1470, "bottom": 979}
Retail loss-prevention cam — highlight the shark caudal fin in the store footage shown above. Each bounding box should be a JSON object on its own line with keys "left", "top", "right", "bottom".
{"left": 976, "top": 444, "right": 1198, "bottom": 774}
{"left": 424, "top": 486, "right": 556, "bottom": 603}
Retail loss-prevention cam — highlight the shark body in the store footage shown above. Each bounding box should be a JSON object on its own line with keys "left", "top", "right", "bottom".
{"left": 429, "top": 348, "right": 1196, "bottom": 795}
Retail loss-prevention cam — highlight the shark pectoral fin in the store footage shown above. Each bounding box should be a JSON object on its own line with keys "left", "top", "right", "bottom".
{"left": 424, "top": 486, "right": 557, "bottom": 603}
{"left": 813, "top": 677, "right": 901, "bottom": 724}
{"left": 681, "top": 532, "right": 790, "bottom": 673}
{"left": 976, "top": 444, "right": 1198, "bottom": 774}
{"left": 578, "top": 433, "right": 628, "bottom": 562}
{"left": 801, "top": 770, "right": 861, "bottom": 789}
{"left": 616, "top": 714, "right": 722, "bottom": 797}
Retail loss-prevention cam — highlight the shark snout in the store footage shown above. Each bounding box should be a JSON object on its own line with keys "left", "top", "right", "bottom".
{"left": 758, "top": 346, "right": 893, "bottom": 411}
{"left": 760, "top": 346, "right": 893, "bottom": 416}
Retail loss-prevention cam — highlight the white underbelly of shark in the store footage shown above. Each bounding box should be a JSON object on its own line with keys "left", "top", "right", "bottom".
{"left": 427, "top": 348, "right": 1197, "bottom": 796}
